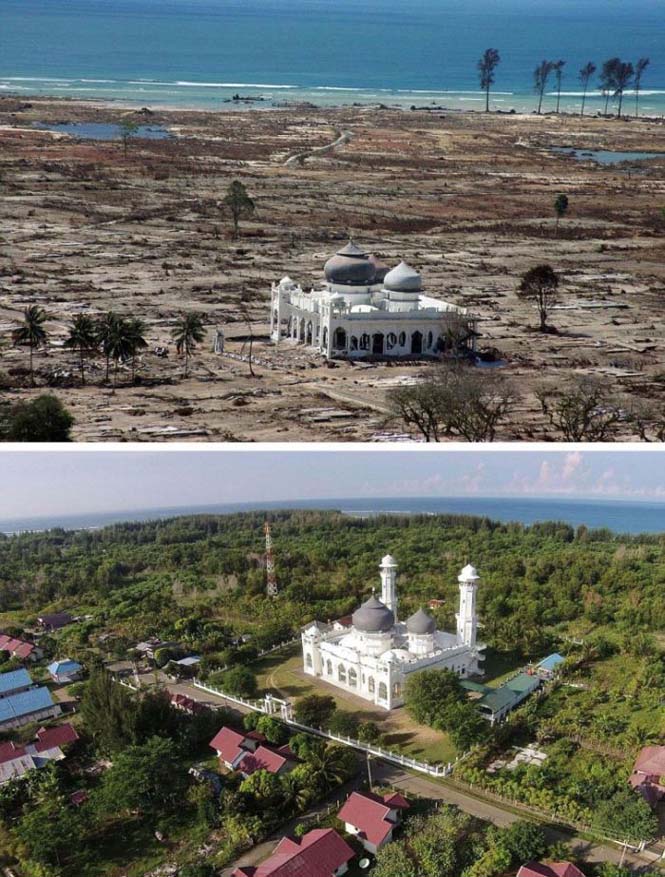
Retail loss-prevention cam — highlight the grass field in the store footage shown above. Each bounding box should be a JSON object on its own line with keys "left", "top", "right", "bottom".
{"left": 254, "top": 648, "right": 457, "bottom": 765}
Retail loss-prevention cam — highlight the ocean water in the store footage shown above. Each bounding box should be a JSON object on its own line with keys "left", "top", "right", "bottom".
{"left": 2, "top": 0, "right": 664, "bottom": 115}
{"left": 1, "top": 496, "right": 664, "bottom": 536}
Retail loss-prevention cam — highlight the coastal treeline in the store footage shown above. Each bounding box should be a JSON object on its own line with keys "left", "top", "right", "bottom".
{"left": 477, "top": 49, "right": 650, "bottom": 116}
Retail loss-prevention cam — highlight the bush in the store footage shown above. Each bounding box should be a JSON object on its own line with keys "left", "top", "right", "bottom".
{"left": 2, "top": 394, "right": 74, "bottom": 442}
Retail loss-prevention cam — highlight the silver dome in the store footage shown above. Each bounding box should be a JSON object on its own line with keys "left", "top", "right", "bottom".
{"left": 352, "top": 594, "right": 395, "bottom": 633}
{"left": 384, "top": 261, "right": 422, "bottom": 293}
{"left": 406, "top": 607, "right": 436, "bottom": 635}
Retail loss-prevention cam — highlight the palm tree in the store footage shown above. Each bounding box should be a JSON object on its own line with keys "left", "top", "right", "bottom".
{"left": 127, "top": 318, "right": 148, "bottom": 382}
{"left": 12, "top": 306, "right": 48, "bottom": 386}
{"left": 534, "top": 60, "right": 555, "bottom": 115}
{"left": 105, "top": 316, "right": 137, "bottom": 385}
{"left": 171, "top": 313, "right": 205, "bottom": 378}
{"left": 281, "top": 773, "right": 310, "bottom": 814}
{"left": 307, "top": 745, "right": 350, "bottom": 791}
{"left": 552, "top": 60, "right": 566, "bottom": 113}
{"left": 613, "top": 60, "right": 634, "bottom": 118}
{"left": 634, "top": 57, "right": 650, "bottom": 117}
{"left": 579, "top": 62, "right": 596, "bottom": 116}
{"left": 96, "top": 312, "right": 119, "bottom": 383}
{"left": 63, "top": 314, "right": 98, "bottom": 385}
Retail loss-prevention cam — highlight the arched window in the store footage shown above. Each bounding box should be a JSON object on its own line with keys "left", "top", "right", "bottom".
{"left": 348, "top": 667, "right": 357, "bottom": 688}
{"left": 386, "top": 332, "right": 397, "bottom": 350}
{"left": 372, "top": 333, "right": 384, "bottom": 355}
{"left": 360, "top": 334, "right": 370, "bottom": 350}
{"left": 326, "top": 659, "right": 333, "bottom": 675}
{"left": 350, "top": 335, "right": 358, "bottom": 351}
{"left": 427, "top": 331, "right": 433, "bottom": 349}
{"left": 306, "top": 321, "right": 313, "bottom": 345}
{"left": 368, "top": 676, "right": 375, "bottom": 694}
{"left": 411, "top": 331, "right": 423, "bottom": 354}
{"left": 305, "top": 653, "right": 313, "bottom": 668}
{"left": 338, "top": 664, "right": 347, "bottom": 683}
{"left": 322, "top": 327, "right": 328, "bottom": 348}
{"left": 333, "top": 327, "right": 347, "bottom": 350}
{"left": 378, "top": 682, "right": 388, "bottom": 701}
{"left": 399, "top": 332, "right": 406, "bottom": 346}
{"left": 392, "top": 681, "right": 401, "bottom": 697}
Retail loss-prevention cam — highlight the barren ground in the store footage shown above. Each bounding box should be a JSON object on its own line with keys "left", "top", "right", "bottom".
{"left": 1, "top": 96, "right": 664, "bottom": 441}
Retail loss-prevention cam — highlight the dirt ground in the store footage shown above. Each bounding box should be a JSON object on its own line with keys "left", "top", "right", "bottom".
{"left": 1, "top": 96, "right": 664, "bottom": 441}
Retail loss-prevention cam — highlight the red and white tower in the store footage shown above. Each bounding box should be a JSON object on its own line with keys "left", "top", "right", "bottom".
{"left": 264, "top": 521, "right": 278, "bottom": 598}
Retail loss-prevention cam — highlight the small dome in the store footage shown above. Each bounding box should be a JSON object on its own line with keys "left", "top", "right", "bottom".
{"left": 352, "top": 594, "right": 395, "bottom": 633}
{"left": 381, "top": 648, "right": 413, "bottom": 663}
{"left": 324, "top": 241, "right": 376, "bottom": 286}
{"left": 458, "top": 564, "right": 480, "bottom": 582}
{"left": 380, "top": 554, "right": 397, "bottom": 567}
{"left": 406, "top": 608, "right": 436, "bottom": 635}
{"left": 384, "top": 261, "right": 422, "bottom": 293}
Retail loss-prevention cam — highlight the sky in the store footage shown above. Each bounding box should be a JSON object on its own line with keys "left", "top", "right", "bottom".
{"left": 1, "top": 448, "right": 665, "bottom": 522}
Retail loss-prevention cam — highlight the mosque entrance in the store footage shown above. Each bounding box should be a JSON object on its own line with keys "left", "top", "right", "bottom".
{"left": 411, "top": 331, "right": 423, "bottom": 354}
{"left": 372, "top": 333, "right": 384, "bottom": 355}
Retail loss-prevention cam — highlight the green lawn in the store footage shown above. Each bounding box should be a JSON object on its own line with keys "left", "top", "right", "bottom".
{"left": 254, "top": 650, "right": 457, "bottom": 766}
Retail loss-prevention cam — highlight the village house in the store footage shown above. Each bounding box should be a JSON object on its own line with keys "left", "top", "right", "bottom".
{"left": 337, "top": 790, "right": 410, "bottom": 854}
{"left": 37, "top": 612, "right": 74, "bottom": 632}
{"left": 170, "top": 692, "right": 206, "bottom": 715}
{"left": 629, "top": 746, "right": 665, "bottom": 807}
{"left": 462, "top": 671, "right": 541, "bottom": 725}
{"left": 47, "top": 659, "right": 83, "bottom": 684}
{"left": 535, "top": 653, "right": 565, "bottom": 680}
{"left": 0, "top": 723, "right": 78, "bottom": 785}
{"left": 0, "top": 669, "right": 61, "bottom": 730}
{"left": 0, "top": 634, "right": 42, "bottom": 662}
{"left": 232, "top": 827, "right": 355, "bottom": 877}
{"left": 271, "top": 241, "right": 475, "bottom": 360}
{"left": 209, "top": 726, "right": 296, "bottom": 777}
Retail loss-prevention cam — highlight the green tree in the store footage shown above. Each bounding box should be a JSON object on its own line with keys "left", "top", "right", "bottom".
{"left": 255, "top": 714, "right": 290, "bottom": 745}
{"left": 224, "top": 180, "right": 255, "bottom": 238}
{"left": 594, "top": 787, "right": 658, "bottom": 843}
{"left": 404, "top": 668, "right": 466, "bottom": 728}
{"left": 293, "top": 694, "right": 336, "bottom": 728}
{"left": 15, "top": 796, "right": 84, "bottom": 867}
{"left": 119, "top": 117, "right": 139, "bottom": 156}
{"left": 554, "top": 194, "right": 569, "bottom": 232}
{"left": 12, "top": 305, "right": 48, "bottom": 386}
{"left": 372, "top": 841, "right": 418, "bottom": 877}
{"left": 3, "top": 394, "right": 74, "bottom": 442}
{"left": 96, "top": 311, "right": 118, "bottom": 382}
{"left": 96, "top": 736, "right": 187, "bottom": 821}
{"left": 64, "top": 314, "right": 98, "bottom": 384}
{"left": 517, "top": 264, "right": 560, "bottom": 332}
{"left": 127, "top": 317, "right": 148, "bottom": 382}
{"left": 239, "top": 768, "right": 285, "bottom": 809}
{"left": 307, "top": 743, "right": 356, "bottom": 791}
{"left": 477, "top": 49, "right": 501, "bottom": 113}
{"left": 579, "top": 62, "right": 596, "bottom": 116}
{"left": 80, "top": 668, "right": 137, "bottom": 752}
{"left": 328, "top": 710, "right": 360, "bottom": 738}
{"left": 221, "top": 665, "right": 257, "bottom": 698}
{"left": 172, "top": 312, "right": 206, "bottom": 377}
{"left": 613, "top": 60, "right": 634, "bottom": 118}
{"left": 501, "top": 820, "right": 548, "bottom": 863}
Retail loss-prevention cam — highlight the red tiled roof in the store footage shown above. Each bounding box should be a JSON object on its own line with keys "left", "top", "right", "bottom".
{"left": 518, "top": 863, "right": 586, "bottom": 877}
{"left": 233, "top": 828, "right": 354, "bottom": 877}
{"left": 0, "top": 635, "right": 35, "bottom": 659}
{"left": 631, "top": 746, "right": 665, "bottom": 780}
{"left": 338, "top": 791, "right": 409, "bottom": 847}
{"left": 238, "top": 744, "right": 291, "bottom": 776}
{"left": 34, "top": 724, "right": 79, "bottom": 752}
{"left": 0, "top": 741, "right": 28, "bottom": 765}
{"left": 245, "top": 730, "right": 267, "bottom": 742}
{"left": 209, "top": 726, "right": 247, "bottom": 764}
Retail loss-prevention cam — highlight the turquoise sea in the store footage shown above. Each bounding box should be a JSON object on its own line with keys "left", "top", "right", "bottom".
{"left": 1, "top": 496, "right": 664, "bottom": 536}
{"left": 3, "top": 0, "right": 665, "bottom": 115}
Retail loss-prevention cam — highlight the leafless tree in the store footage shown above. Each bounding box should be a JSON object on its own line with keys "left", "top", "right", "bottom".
{"left": 579, "top": 62, "right": 596, "bottom": 116}
{"left": 389, "top": 365, "right": 516, "bottom": 442}
{"left": 477, "top": 49, "right": 501, "bottom": 113}
{"left": 536, "top": 376, "right": 625, "bottom": 440}
{"left": 634, "top": 57, "right": 650, "bottom": 117}
{"left": 238, "top": 300, "right": 256, "bottom": 377}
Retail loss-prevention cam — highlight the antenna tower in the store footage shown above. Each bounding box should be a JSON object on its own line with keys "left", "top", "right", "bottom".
{"left": 264, "top": 521, "right": 278, "bottom": 597}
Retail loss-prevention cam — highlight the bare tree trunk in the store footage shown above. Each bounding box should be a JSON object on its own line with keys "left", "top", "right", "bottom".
{"left": 485, "top": 85, "right": 490, "bottom": 113}
{"left": 79, "top": 347, "right": 85, "bottom": 385}
{"left": 581, "top": 86, "right": 587, "bottom": 116}
{"left": 29, "top": 345, "right": 34, "bottom": 387}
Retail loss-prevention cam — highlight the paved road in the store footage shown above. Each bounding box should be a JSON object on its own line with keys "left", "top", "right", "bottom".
{"left": 372, "top": 763, "right": 664, "bottom": 873}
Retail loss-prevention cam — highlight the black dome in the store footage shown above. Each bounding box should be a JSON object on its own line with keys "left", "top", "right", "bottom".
{"left": 324, "top": 241, "right": 376, "bottom": 286}
{"left": 406, "top": 608, "right": 436, "bottom": 635}
{"left": 352, "top": 594, "right": 394, "bottom": 633}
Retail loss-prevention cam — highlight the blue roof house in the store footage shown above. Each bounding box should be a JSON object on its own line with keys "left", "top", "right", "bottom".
{"left": 0, "top": 686, "right": 61, "bottom": 730}
{"left": 536, "top": 653, "right": 565, "bottom": 678}
{"left": 47, "top": 660, "right": 83, "bottom": 684}
{"left": 0, "top": 668, "right": 33, "bottom": 699}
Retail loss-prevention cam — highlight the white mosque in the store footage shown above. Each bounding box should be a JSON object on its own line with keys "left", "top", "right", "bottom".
{"left": 301, "top": 556, "right": 485, "bottom": 710}
{"left": 270, "top": 241, "right": 475, "bottom": 360}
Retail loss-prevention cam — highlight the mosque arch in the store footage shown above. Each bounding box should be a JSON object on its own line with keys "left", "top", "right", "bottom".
{"left": 306, "top": 321, "right": 313, "bottom": 345}
{"left": 360, "top": 334, "right": 370, "bottom": 351}
{"left": 372, "top": 333, "right": 384, "bottom": 355}
{"left": 399, "top": 331, "right": 406, "bottom": 347}
{"left": 326, "top": 659, "right": 333, "bottom": 675}
{"left": 322, "top": 327, "right": 328, "bottom": 348}
{"left": 338, "top": 664, "right": 347, "bottom": 683}
{"left": 392, "top": 681, "right": 402, "bottom": 698}
{"left": 367, "top": 676, "right": 375, "bottom": 694}
{"left": 411, "top": 331, "right": 423, "bottom": 354}
{"left": 333, "top": 327, "right": 347, "bottom": 350}
{"left": 378, "top": 681, "right": 388, "bottom": 701}
{"left": 427, "top": 330, "right": 433, "bottom": 349}
{"left": 299, "top": 318, "right": 306, "bottom": 341}
{"left": 350, "top": 335, "right": 358, "bottom": 351}
{"left": 386, "top": 332, "right": 397, "bottom": 350}
{"left": 348, "top": 667, "right": 358, "bottom": 688}
{"left": 305, "top": 652, "right": 313, "bottom": 668}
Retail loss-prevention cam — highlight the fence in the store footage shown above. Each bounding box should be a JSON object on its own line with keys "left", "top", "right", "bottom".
{"left": 192, "top": 678, "right": 460, "bottom": 778}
